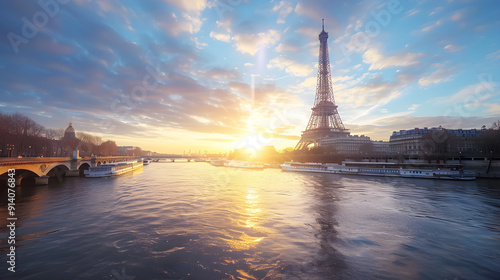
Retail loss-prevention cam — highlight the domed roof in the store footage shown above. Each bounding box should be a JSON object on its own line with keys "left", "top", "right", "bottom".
{"left": 64, "top": 122, "right": 76, "bottom": 139}
{"left": 65, "top": 122, "right": 75, "bottom": 133}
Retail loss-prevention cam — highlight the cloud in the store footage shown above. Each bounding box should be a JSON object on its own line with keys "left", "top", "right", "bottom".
{"left": 298, "top": 77, "right": 317, "bottom": 91}
{"left": 429, "top": 7, "right": 443, "bottom": 16}
{"left": 332, "top": 75, "right": 354, "bottom": 83}
{"left": 484, "top": 103, "right": 500, "bottom": 115}
{"left": 295, "top": 26, "right": 319, "bottom": 39}
{"left": 443, "top": 44, "right": 463, "bottom": 52}
{"left": 216, "top": 16, "right": 233, "bottom": 33}
{"left": 0, "top": 1, "right": 254, "bottom": 141}
{"left": 210, "top": 31, "right": 231, "bottom": 42}
{"left": 191, "top": 37, "right": 207, "bottom": 49}
{"left": 157, "top": 12, "right": 203, "bottom": 36}
{"left": 272, "top": 1, "right": 293, "bottom": 24}
{"left": 405, "top": 9, "right": 420, "bottom": 17}
{"left": 475, "top": 24, "right": 489, "bottom": 33}
{"left": 363, "top": 48, "right": 424, "bottom": 70}
{"left": 196, "top": 67, "right": 240, "bottom": 80}
{"left": 451, "top": 8, "right": 467, "bottom": 21}
{"left": 421, "top": 20, "right": 443, "bottom": 32}
{"left": 336, "top": 74, "right": 406, "bottom": 109}
{"left": 408, "top": 104, "right": 420, "bottom": 111}
{"left": 165, "top": 0, "right": 207, "bottom": 14}
{"left": 486, "top": 49, "right": 500, "bottom": 60}
{"left": 418, "top": 66, "right": 457, "bottom": 87}
{"left": 275, "top": 43, "right": 300, "bottom": 53}
{"left": 433, "top": 80, "right": 498, "bottom": 106}
{"left": 233, "top": 30, "right": 281, "bottom": 55}
{"left": 267, "top": 57, "right": 314, "bottom": 77}
{"left": 294, "top": 1, "right": 341, "bottom": 33}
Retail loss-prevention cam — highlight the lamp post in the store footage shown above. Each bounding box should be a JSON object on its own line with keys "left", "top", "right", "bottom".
{"left": 7, "top": 144, "right": 14, "bottom": 157}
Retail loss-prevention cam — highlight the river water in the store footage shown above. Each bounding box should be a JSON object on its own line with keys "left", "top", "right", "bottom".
{"left": 1, "top": 162, "right": 499, "bottom": 279}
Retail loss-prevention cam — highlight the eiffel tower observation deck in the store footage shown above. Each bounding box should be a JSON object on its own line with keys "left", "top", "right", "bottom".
{"left": 295, "top": 20, "right": 350, "bottom": 150}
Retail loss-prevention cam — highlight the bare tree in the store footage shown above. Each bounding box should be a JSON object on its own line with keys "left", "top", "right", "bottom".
{"left": 99, "top": 140, "right": 118, "bottom": 156}
{"left": 45, "top": 128, "right": 61, "bottom": 140}
{"left": 27, "top": 121, "right": 44, "bottom": 137}
{"left": 77, "top": 132, "right": 103, "bottom": 146}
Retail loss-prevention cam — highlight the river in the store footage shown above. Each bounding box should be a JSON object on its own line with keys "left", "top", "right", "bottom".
{"left": 1, "top": 162, "right": 499, "bottom": 279}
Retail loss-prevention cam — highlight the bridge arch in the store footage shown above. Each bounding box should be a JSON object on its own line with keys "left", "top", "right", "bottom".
{"left": 0, "top": 169, "right": 39, "bottom": 186}
{"left": 46, "top": 164, "right": 70, "bottom": 183}
{"left": 78, "top": 162, "right": 90, "bottom": 177}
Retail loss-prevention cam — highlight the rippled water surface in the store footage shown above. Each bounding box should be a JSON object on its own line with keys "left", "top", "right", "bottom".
{"left": 1, "top": 162, "right": 500, "bottom": 279}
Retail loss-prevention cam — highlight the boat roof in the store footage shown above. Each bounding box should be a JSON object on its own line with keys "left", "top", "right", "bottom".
{"left": 98, "top": 160, "right": 138, "bottom": 166}
{"left": 343, "top": 161, "right": 397, "bottom": 165}
{"left": 342, "top": 161, "right": 463, "bottom": 167}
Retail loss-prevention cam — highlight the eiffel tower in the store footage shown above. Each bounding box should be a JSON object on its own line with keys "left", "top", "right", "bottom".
{"left": 295, "top": 20, "right": 350, "bottom": 150}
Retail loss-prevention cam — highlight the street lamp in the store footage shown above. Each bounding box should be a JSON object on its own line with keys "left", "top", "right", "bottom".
{"left": 7, "top": 144, "right": 14, "bottom": 157}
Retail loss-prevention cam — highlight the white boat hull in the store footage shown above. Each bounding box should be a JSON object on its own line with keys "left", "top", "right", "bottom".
{"left": 281, "top": 162, "right": 476, "bottom": 180}
{"left": 85, "top": 161, "right": 143, "bottom": 178}
{"left": 224, "top": 160, "right": 264, "bottom": 170}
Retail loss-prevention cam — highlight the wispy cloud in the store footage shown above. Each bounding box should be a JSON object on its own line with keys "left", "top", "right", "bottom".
{"left": 233, "top": 30, "right": 281, "bottom": 55}
{"left": 408, "top": 104, "right": 420, "bottom": 111}
{"left": 486, "top": 49, "right": 500, "bottom": 60}
{"left": 443, "top": 44, "right": 463, "bottom": 52}
{"left": 421, "top": 20, "right": 443, "bottom": 32}
{"left": 419, "top": 65, "right": 457, "bottom": 87}
{"left": 267, "top": 57, "right": 314, "bottom": 77}
{"left": 363, "top": 48, "right": 424, "bottom": 70}
{"left": 433, "top": 81, "right": 497, "bottom": 106}
{"left": 272, "top": 1, "right": 293, "bottom": 24}
{"left": 275, "top": 43, "right": 300, "bottom": 53}
{"left": 484, "top": 103, "right": 500, "bottom": 115}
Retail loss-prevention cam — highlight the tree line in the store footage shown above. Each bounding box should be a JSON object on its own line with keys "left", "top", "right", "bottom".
{"left": 0, "top": 110, "right": 121, "bottom": 157}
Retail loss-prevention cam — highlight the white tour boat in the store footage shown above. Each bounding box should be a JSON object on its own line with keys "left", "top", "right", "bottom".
{"left": 209, "top": 159, "right": 227, "bottom": 166}
{"left": 143, "top": 159, "right": 152, "bottom": 165}
{"left": 84, "top": 160, "right": 143, "bottom": 178}
{"left": 280, "top": 161, "right": 476, "bottom": 180}
{"left": 224, "top": 160, "right": 265, "bottom": 170}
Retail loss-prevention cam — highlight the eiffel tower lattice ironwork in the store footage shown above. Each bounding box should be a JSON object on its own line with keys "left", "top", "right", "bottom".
{"left": 295, "top": 19, "right": 350, "bottom": 150}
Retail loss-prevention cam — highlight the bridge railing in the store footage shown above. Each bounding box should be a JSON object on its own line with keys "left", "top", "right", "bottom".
{"left": 0, "top": 157, "right": 73, "bottom": 166}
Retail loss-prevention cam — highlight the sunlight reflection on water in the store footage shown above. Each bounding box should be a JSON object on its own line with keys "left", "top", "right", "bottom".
{"left": 0, "top": 163, "right": 499, "bottom": 279}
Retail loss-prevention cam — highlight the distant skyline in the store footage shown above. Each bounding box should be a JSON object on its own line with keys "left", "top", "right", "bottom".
{"left": 1, "top": 0, "right": 499, "bottom": 153}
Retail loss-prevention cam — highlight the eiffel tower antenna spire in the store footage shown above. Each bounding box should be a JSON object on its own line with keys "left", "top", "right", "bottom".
{"left": 295, "top": 20, "right": 350, "bottom": 150}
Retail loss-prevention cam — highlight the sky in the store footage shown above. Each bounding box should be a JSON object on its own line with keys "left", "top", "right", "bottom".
{"left": 1, "top": 0, "right": 499, "bottom": 154}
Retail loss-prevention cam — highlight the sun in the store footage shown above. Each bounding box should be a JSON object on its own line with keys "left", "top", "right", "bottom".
{"left": 235, "top": 134, "right": 262, "bottom": 156}
{"left": 233, "top": 106, "right": 275, "bottom": 157}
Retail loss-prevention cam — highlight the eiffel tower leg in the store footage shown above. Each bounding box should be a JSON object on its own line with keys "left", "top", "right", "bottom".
{"left": 295, "top": 141, "right": 305, "bottom": 150}
{"left": 295, "top": 139, "right": 314, "bottom": 150}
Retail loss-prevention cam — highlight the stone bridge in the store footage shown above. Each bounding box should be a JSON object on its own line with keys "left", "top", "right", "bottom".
{"left": 0, "top": 156, "right": 136, "bottom": 185}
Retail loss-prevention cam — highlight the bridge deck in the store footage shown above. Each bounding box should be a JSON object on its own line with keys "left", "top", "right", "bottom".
{"left": 0, "top": 157, "right": 74, "bottom": 166}
{"left": 0, "top": 156, "right": 137, "bottom": 166}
